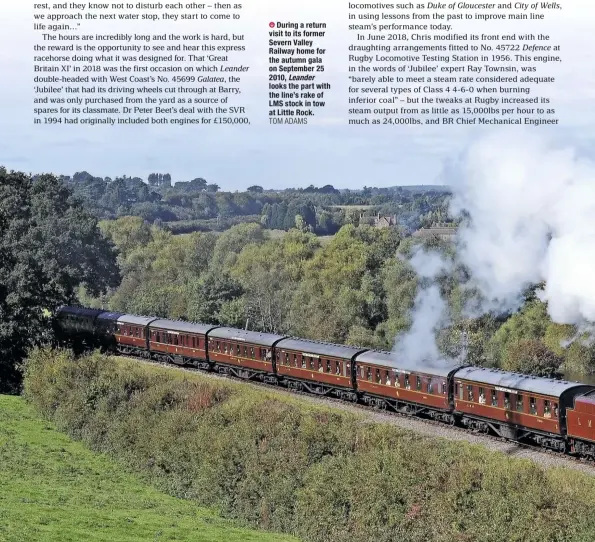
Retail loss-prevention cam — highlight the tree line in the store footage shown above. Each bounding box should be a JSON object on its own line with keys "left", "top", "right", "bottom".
{"left": 55, "top": 171, "right": 453, "bottom": 235}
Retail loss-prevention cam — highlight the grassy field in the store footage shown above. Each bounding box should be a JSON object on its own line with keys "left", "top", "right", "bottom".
{"left": 0, "top": 394, "right": 298, "bottom": 542}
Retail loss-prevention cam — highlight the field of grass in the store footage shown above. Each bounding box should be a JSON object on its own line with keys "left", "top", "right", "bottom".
{"left": 0, "top": 394, "right": 298, "bottom": 542}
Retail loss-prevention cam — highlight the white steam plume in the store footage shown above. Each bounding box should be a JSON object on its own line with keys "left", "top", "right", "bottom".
{"left": 393, "top": 129, "right": 595, "bottom": 363}
{"left": 392, "top": 249, "right": 453, "bottom": 365}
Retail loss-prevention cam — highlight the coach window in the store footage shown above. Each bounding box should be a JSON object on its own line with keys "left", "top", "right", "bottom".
{"left": 553, "top": 402, "right": 558, "bottom": 418}
{"left": 375, "top": 368, "right": 380, "bottom": 383}
{"left": 517, "top": 394, "right": 524, "bottom": 412}
{"left": 544, "top": 400, "right": 551, "bottom": 418}
{"left": 504, "top": 393, "right": 511, "bottom": 410}
{"left": 308, "top": 357, "right": 313, "bottom": 369}
{"left": 386, "top": 371, "right": 391, "bottom": 386}
{"left": 428, "top": 381, "right": 434, "bottom": 394}
{"left": 234, "top": 344, "right": 239, "bottom": 355}
{"left": 530, "top": 397, "right": 537, "bottom": 415}
{"left": 250, "top": 347, "right": 255, "bottom": 359}
{"left": 405, "top": 375, "right": 410, "bottom": 390}
{"left": 243, "top": 345, "right": 248, "bottom": 356}
{"left": 395, "top": 374, "right": 401, "bottom": 388}
{"left": 223, "top": 343, "right": 228, "bottom": 354}
{"left": 467, "top": 385, "right": 474, "bottom": 402}
{"left": 416, "top": 376, "right": 422, "bottom": 391}
{"left": 491, "top": 389, "right": 497, "bottom": 407}
{"left": 326, "top": 360, "right": 331, "bottom": 373}
{"left": 442, "top": 382, "right": 447, "bottom": 395}
{"left": 337, "top": 362, "right": 342, "bottom": 376}
{"left": 174, "top": 335, "right": 179, "bottom": 346}
{"left": 367, "top": 367, "right": 372, "bottom": 381}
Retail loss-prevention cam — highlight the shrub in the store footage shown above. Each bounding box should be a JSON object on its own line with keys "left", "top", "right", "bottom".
{"left": 22, "top": 348, "right": 595, "bottom": 541}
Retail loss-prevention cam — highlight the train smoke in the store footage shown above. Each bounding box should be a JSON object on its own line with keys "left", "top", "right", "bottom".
{"left": 394, "top": 129, "right": 595, "bottom": 364}
{"left": 392, "top": 250, "right": 452, "bottom": 366}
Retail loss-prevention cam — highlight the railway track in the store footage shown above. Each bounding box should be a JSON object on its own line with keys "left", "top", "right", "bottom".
{"left": 120, "top": 355, "right": 595, "bottom": 477}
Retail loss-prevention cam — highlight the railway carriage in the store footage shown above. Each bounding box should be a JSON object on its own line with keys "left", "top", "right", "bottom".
{"left": 274, "top": 338, "right": 366, "bottom": 401}
{"left": 148, "top": 319, "right": 218, "bottom": 369}
{"left": 453, "top": 366, "right": 592, "bottom": 451}
{"left": 354, "top": 350, "right": 464, "bottom": 422}
{"left": 55, "top": 305, "right": 595, "bottom": 462}
{"left": 101, "top": 313, "right": 157, "bottom": 357}
{"left": 566, "top": 391, "right": 595, "bottom": 458}
{"left": 207, "top": 327, "right": 286, "bottom": 382}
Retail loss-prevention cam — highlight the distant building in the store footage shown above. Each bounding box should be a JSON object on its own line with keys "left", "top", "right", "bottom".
{"left": 365, "top": 213, "right": 398, "bottom": 229}
{"left": 412, "top": 222, "right": 458, "bottom": 241}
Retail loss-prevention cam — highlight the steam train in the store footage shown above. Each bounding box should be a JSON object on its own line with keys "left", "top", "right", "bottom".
{"left": 56, "top": 305, "right": 595, "bottom": 460}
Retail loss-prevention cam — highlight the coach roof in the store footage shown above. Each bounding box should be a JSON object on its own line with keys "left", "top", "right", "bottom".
{"left": 150, "top": 319, "right": 217, "bottom": 335}
{"left": 355, "top": 350, "right": 464, "bottom": 377}
{"left": 276, "top": 338, "right": 367, "bottom": 359}
{"left": 96, "top": 311, "right": 124, "bottom": 321}
{"left": 116, "top": 314, "right": 159, "bottom": 326}
{"left": 209, "top": 327, "right": 287, "bottom": 347}
{"left": 454, "top": 366, "right": 593, "bottom": 398}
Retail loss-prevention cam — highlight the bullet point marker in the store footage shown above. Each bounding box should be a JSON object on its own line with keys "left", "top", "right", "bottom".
{"left": 269, "top": 22, "right": 275, "bottom": 27}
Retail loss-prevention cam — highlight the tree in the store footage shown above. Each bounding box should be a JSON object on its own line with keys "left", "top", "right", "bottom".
{"left": 99, "top": 216, "right": 153, "bottom": 261}
{"left": 247, "top": 185, "right": 263, "bottom": 193}
{"left": 189, "top": 177, "right": 207, "bottom": 191}
{"left": 187, "top": 272, "right": 244, "bottom": 324}
{"left": 0, "top": 168, "right": 121, "bottom": 391}
{"left": 501, "top": 339, "right": 562, "bottom": 377}
{"left": 206, "top": 184, "right": 220, "bottom": 193}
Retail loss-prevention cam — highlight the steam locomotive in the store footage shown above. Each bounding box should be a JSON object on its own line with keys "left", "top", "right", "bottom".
{"left": 55, "top": 305, "right": 595, "bottom": 460}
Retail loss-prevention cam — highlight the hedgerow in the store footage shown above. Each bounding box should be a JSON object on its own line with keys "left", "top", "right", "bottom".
{"left": 23, "top": 348, "right": 595, "bottom": 541}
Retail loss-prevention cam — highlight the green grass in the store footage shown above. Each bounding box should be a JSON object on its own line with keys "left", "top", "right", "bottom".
{"left": 0, "top": 395, "right": 298, "bottom": 542}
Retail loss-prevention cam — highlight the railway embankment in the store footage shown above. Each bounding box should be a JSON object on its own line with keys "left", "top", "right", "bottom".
{"left": 23, "top": 347, "right": 595, "bottom": 542}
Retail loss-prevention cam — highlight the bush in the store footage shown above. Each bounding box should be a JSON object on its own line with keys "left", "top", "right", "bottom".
{"left": 22, "top": 348, "right": 595, "bottom": 541}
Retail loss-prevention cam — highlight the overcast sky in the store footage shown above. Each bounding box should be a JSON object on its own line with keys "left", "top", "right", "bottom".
{"left": 1, "top": 0, "right": 593, "bottom": 190}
